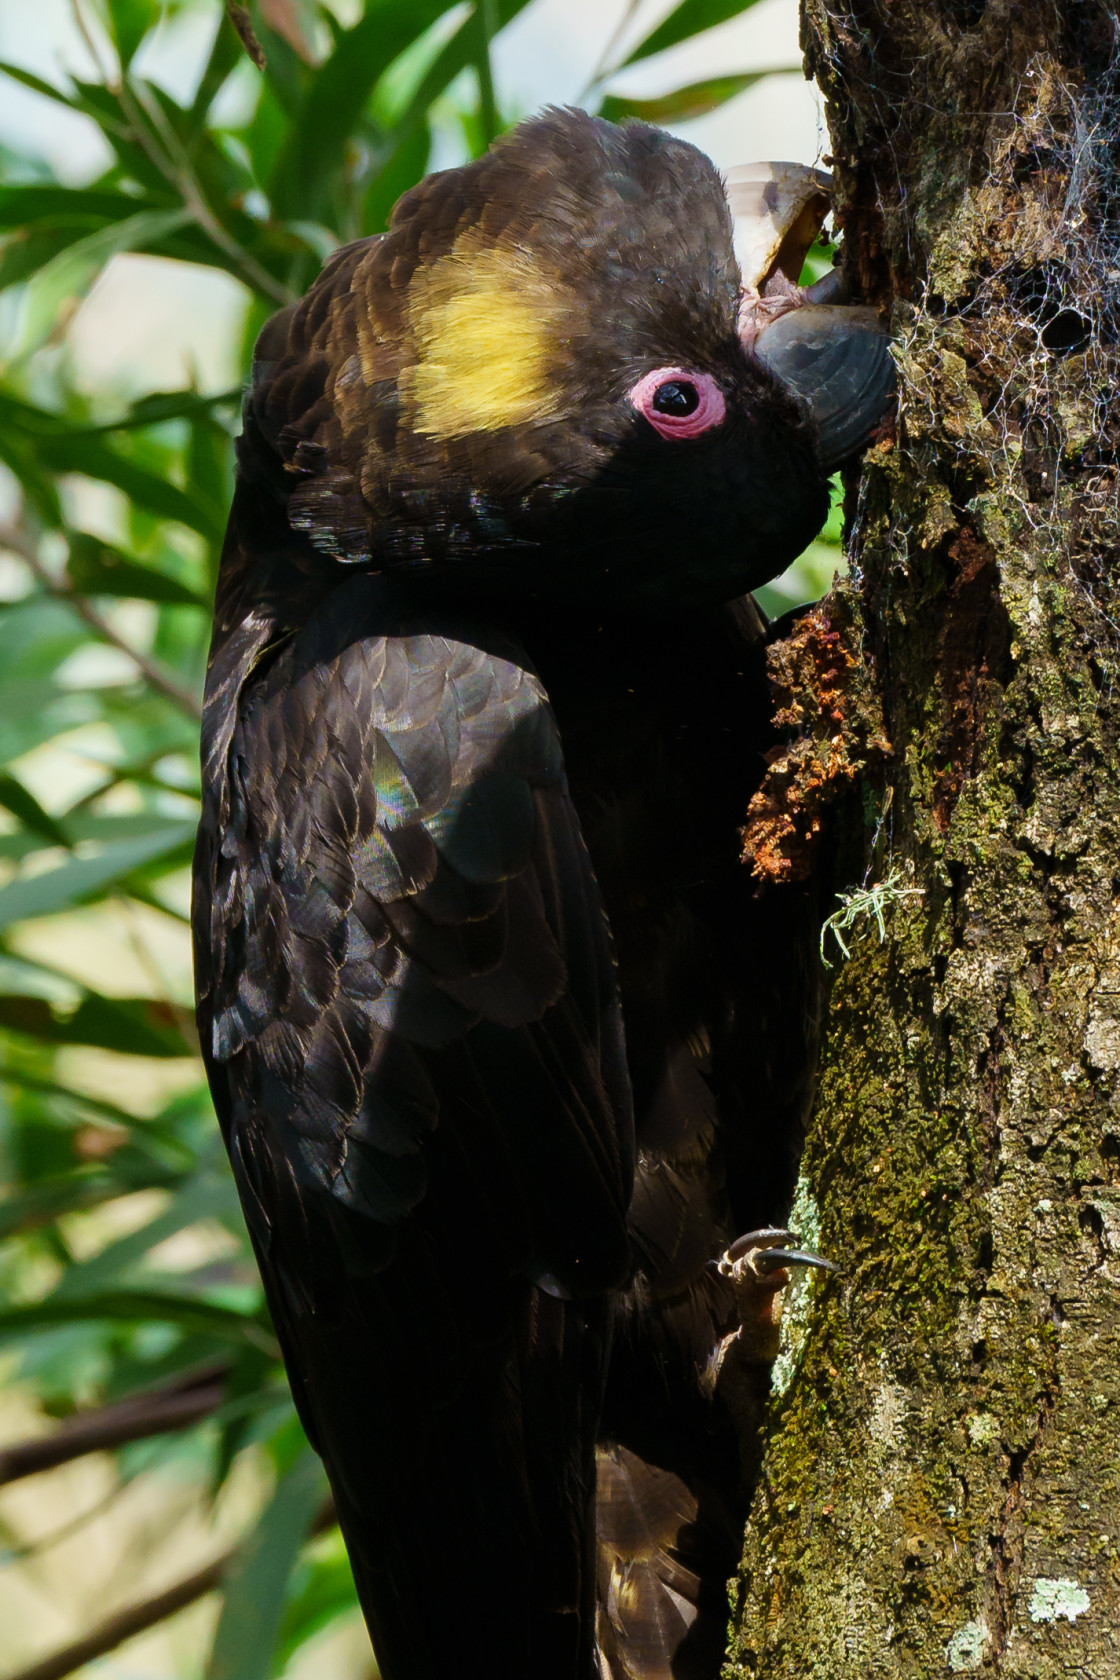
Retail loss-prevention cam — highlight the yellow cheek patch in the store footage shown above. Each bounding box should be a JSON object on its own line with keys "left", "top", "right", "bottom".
{"left": 400, "top": 242, "right": 572, "bottom": 440}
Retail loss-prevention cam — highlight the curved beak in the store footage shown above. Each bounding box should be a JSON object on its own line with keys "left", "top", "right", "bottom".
{"left": 726, "top": 162, "right": 895, "bottom": 473}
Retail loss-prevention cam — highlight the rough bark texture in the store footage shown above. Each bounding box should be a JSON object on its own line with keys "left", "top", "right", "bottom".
{"left": 729, "top": 3, "right": 1120, "bottom": 1675}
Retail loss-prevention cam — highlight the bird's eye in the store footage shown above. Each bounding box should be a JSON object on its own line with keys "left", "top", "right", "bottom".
{"left": 628, "top": 367, "right": 726, "bottom": 440}
{"left": 652, "top": 380, "right": 699, "bottom": 416}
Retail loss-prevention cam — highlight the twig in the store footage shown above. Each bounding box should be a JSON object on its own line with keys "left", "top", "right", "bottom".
{"left": 1, "top": 1498, "right": 337, "bottom": 1680}
{"left": 117, "top": 77, "right": 292, "bottom": 306}
{"left": 3, "top": 1556, "right": 229, "bottom": 1680}
{"left": 582, "top": 0, "right": 646, "bottom": 97}
{"left": 226, "top": 2, "right": 267, "bottom": 70}
{"left": 0, "top": 1364, "right": 229, "bottom": 1487}
{"left": 68, "top": 0, "right": 114, "bottom": 88}
{"left": 0, "top": 524, "right": 203, "bottom": 722}
{"left": 1, "top": 1484, "right": 124, "bottom": 1564}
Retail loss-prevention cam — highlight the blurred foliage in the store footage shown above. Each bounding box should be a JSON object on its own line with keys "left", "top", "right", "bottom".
{"left": 0, "top": 3, "right": 838, "bottom": 1677}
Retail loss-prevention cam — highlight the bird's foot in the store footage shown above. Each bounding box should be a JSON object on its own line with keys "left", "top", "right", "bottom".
{"left": 705, "top": 1227, "right": 838, "bottom": 1382}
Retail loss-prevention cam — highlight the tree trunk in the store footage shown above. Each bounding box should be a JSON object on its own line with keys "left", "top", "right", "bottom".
{"left": 730, "top": 3, "right": 1120, "bottom": 1675}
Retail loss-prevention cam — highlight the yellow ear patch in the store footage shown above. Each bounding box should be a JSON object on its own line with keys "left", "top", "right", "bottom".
{"left": 400, "top": 241, "right": 572, "bottom": 440}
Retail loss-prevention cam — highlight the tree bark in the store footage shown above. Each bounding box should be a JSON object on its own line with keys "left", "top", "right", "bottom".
{"left": 730, "top": 2, "right": 1120, "bottom": 1675}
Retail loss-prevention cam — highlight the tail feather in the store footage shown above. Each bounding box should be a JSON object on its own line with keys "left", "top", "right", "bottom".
{"left": 595, "top": 1445, "right": 737, "bottom": 1680}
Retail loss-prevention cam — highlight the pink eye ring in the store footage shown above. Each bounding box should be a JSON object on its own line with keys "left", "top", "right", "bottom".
{"left": 627, "top": 368, "right": 726, "bottom": 439}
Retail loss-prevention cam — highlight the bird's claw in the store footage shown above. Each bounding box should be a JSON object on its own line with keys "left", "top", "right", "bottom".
{"left": 705, "top": 1229, "right": 838, "bottom": 1387}
{"left": 718, "top": 1229, "right": 839, "bottom": 1303}
{"left": 718, "top": 1225, "right": 840, "bottom": 1284}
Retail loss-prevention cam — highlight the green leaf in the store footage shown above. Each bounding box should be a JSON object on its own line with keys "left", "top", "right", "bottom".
{"left": 38, "top": 434, "right": 220, "bottom": 537}
{"left": 0, "top": 772, "right": 71, "bottom": 848}
{"left": 599, "top": 71, "right": 779, "bottom": 125}
{"left": 362, "top": 120, "right": 431, "bottom": 234}
{"left": 106, "top": 0, "right": 162, "bottom": 67}
{"left": 0, "top": 1169, "right": 119, "bottom": 1241}
{"left": 473, "top": 0, "right": 500, "bottom": 148}
{"left": 66, "top": 533, "right": 207, "bottom": 607}
{"left": 0, "top": 184, "right": 154, "bottom": 231}
{"left": 72, "top": 388, "right": 241, "bottom": 434}
{"left": 206, "top": 1446, "right": 328, "bottom": 1680}
{"left": 274, "top": 1532, "right": 361, "bottom": 1671}
{"left": 0, "top": 993, "right": 193, "bottom": 1058}
{"left": 617, "top": 0, "right": 766, "bottom": 68}
{"left": 0, "top": 61, "right": 83, "bottom": 113}
{"left": 189, "top": 10, "right": 244, "bottom": 128}
{"left": 13, "top": 208, "right": 191, "bottom": 357}
{"left": 268, "top": 0, "right": 451, "bottom": 219}
{"left": 0, "top": 822, "right": 196, "bottom": 931}
{"left": 0, "top": 1290, "right": 274, "bottom": 1349}
{"left": 52, "top": 1169, "right": 240, "bottom": 1299}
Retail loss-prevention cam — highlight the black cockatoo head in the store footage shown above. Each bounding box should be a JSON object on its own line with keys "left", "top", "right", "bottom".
{"left": 245, "top": 108, "right": 888, "bottom": 609}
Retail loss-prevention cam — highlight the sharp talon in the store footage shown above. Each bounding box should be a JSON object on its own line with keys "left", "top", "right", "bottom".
{"left": 718, "top": 1227, "right": 841, "bottom": 1281}
{"left": 752, "top": 1247, "right": 841, "bottom": 1276}
{"left": 724, "top": 1227, "right": 796, "bottom": 1262}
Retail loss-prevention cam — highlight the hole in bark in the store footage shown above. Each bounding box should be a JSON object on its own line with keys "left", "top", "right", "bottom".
{"left": 1011, "top": 144, "right": 1063, "bottom": 183}
{"left": 1079, "top": 1203, "right": 1107, "bottom": 1264}
{"left": 1007, "top": 262, "right": 1095, "bottom": 353}
{"left": 944, "top": 0, "right": 986, "bottom": 27}
{"left": 1101, "top": 1134, "right": 1120, "bottom": 1182}
{"left": 976, "top": 1228, "right": 994, "bottom": 1271}
{"left": 971, "top": 1338, "right": 988, "bottom": 1364}
{"left": 1041, "top": 309, "right": 1092, "bottom": 353}
{"left": 1009, "top": 262, "right": 1063, "bottom": 318}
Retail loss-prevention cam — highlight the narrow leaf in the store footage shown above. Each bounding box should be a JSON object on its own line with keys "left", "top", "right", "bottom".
{"left": 0, "top": 184, "right": 155, "bottom": 230}
{"left": 273, "top": 1537, "right": 361, "bottom": 1671}
{"left": 617, "top": 0, "right": 766, "bottom": 69}
{"left": 600, "top": 70, "right": 787, "bottom": 125}
{"left": 0, "top": 772, "right": 71, "bottom": 848}
{"left": 107, "top": 0, "right": 162, "bottom": 67}
{"left": 268, "top": 0, "right": 450, "bottom": 218}
{"left": 14, "top": 208, "right": 191, "bottom": 356}
{"left": 206, "top": 1446, "right": 328, "bottom": 1680}
{"left": 0, "top": 1291, "right": 273, "bottom": 1348}
{"left": 0, "top": 1170, "right": 118, "bottom": 1241}
{"left": 0, "top": 61, "right": 83, "bottom": 111}
{"left": 0, "top": 993, "right": 193, "bottom": 1058}
{"left": 0, "top": 822, "right": 196, "bottom": 932}
{"left": 38, "top": 435, "right": 220, "bottom": 537}
{"left": 53, "top": 1171, "right": 241, "bottom": 1300}
{"left": 66, "top": 533, "right": 207, "bottom": 607}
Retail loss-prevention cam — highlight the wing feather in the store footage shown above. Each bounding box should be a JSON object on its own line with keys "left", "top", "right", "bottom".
{"left": 194, "top": 565, "right": 633, "bottom": 1680}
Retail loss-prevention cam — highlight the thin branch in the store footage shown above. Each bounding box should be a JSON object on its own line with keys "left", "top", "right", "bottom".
{"left": 582, "top": 0, "right": 646, "bottom": 98}
{"left": 1, "top": 1483, "right": 124, "bottom": 1564}
{"left": 0, "top": 1364, "right": 229, "bottom": 1488}
{"left": 226, "top": 2, "right": 267, "bottom": 71}
{"left": 0, "top": 524, "right": 203, "bottom": 722}
{"left": 1, "top": 1499, "right": 337, "bottom": 1680}
{"left": 5, "top": 1557, "right": 227, "bottom": 1680}
{"left": 117, "top": 77, "right": 293, "bottom": 306}
{"left": 68, "top": 0, "right": 115, "bottom": 89}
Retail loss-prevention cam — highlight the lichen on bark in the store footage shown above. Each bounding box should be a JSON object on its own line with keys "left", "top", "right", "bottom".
{"left": 728, "top": 3, "right": 1120, "bottom": 1675}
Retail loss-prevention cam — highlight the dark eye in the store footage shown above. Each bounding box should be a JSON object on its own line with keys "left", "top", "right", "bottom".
{"left": 627, "top": 367, "right": 726, "bottom": 438}
{"left": 651, "top": 380, "right": 700, "bottom": 417}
